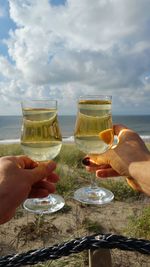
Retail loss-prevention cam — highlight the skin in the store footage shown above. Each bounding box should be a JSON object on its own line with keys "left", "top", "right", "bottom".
{"left": 84, "top": 124, "right": 150, "bottom": 196}
{"left": 0, "top": 156, "right": 59, "bottom": 224}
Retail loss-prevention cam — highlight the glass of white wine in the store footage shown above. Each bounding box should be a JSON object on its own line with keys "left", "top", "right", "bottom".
{"left": 74, "top": 95, "right": 114, "bottom": 205}
{"left": 21, "top": 99, "right": 65, "bottom": 214}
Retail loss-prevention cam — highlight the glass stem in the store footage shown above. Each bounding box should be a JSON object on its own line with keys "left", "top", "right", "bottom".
{"left": 90, "top": 174, "right": 98, "bottom": 189}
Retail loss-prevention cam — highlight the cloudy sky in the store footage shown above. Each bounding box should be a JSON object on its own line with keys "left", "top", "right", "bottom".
{"left": 0, "top": 0, "right": 150, "bottom": 115}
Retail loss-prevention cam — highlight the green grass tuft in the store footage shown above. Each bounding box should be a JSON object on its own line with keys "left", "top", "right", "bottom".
{"left": 125, "top": 206, "right": 150, "bottom": 239}
{"left": 99, "top": 179, "right": 141, "bottom": 201}
{"left": 0, "top": 144, "right": 23, "bottom": 156}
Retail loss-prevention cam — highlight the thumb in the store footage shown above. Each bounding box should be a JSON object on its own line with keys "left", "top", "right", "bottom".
{"left": 26, "top": 161, "right": 57, "bottom": 184}
{"left": 126, "top": 177, "right": 143, "bottom": 192}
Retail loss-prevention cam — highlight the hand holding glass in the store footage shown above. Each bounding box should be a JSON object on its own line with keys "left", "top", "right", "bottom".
{"left": 74, "top": 95, "right": 114, "bottom": 204}
{"left": 21, "top": 99, "right": 65, "bottom": 214}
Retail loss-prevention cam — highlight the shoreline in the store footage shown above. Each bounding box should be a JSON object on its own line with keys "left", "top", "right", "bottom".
{"left": 0, "top": 136, "right": 75, "bottom": 145}
{"left": 0, "top": 135, "right": 150, "bottom": 145}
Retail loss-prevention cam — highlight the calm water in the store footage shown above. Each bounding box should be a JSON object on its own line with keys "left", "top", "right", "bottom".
{"left": 0, "top": 115, "right": 150, "bottom": 141}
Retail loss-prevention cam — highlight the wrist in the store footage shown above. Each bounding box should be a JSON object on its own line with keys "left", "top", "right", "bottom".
{"left": 129, "top": 152, "right": 150, "bottom": 180}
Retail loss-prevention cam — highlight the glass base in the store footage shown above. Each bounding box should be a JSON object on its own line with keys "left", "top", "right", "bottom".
{"left": 23, "top": 194, "right": 65, "bottom": 214}
{"left": 74, "top": 186, "right": 114, "bottom": 205}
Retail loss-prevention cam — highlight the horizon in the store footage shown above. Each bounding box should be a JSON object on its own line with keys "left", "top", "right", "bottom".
{"left": 0, "top": 113, "right": 150, "bottom": 117}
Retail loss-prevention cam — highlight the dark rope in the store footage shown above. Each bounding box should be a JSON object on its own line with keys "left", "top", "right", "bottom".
{"left": 1, "top": 233, "right": 150, "bottom": 266}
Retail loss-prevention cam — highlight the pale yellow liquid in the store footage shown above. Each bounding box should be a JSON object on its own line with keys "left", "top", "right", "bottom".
{"left": 74, "top": 100, "right": 113, "bottom": 154}
{"left": 21, "top": 108, "right": 62, "bottom": 161}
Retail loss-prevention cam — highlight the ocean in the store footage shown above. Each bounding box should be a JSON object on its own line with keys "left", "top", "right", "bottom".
{"left": 0, "top": 115, "right": 150, "bottom": 143}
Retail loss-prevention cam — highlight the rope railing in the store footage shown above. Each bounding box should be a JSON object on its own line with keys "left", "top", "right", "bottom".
{"left": 1, "top": 233, "right": 150, "bottom": 267}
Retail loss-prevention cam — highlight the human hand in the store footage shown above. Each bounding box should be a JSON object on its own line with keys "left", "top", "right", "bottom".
{"left": 83, "top": 124, "right": 150, "bottom": 194}
{"left": 0, "top": 156, "right": 59, "bottom": 224}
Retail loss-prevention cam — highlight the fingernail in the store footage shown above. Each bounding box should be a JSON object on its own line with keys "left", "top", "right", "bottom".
{"left": 82, "top": 157, "right": 91, "bottom": 166}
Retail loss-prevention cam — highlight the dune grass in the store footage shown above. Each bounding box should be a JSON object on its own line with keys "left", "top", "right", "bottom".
{"left": 0, "top": 142, "right": 150, "bottom": 266}
{"left": 0, "top": 143, "right": 22, "bottom": 156}
{"left": 0, "top": 142, "right": 148, "bottom": 201}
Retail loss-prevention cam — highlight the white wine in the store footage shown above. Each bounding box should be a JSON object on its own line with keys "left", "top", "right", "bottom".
{"left": 74, "top": 100, "right": 113, "bottom": 154}
{"left": 73, "top": 97, "right": 114, "bottom": 205}
{"left": 21, "top": 108, "right": 62, "bottom": 161}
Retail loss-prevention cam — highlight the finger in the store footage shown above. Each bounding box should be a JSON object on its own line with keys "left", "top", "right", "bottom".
{"left": 2, "top": 155, "right": 38, "bottom": 169}
{"left": 113, "top": 124, "right": 137, "bottom": 143}
{"left": 82, "top": 157, "right": 110, "bottom": 168}
{"left": 28, "top": 188, "right": 49, "bottom": 198}
{"left": 82, "top": 157, "right": 92, "bottom": 166}
{"left": 82, "top": 156, "right": 110, "bottom": 172}
{"left": 82, "top": 156, "right": 106, "bottom": 166}
{"left": 86, "top": 164, "right": 111, "bottom": 172}
{"left": 32, "top": 180, "right": 56, "bottom": 192}
{"left": 126, "top": 177, "right": 143, "bottom": 192}
{"left": 16, "top": 155, "right": 38, "bottom": 169}
{"left": 46, "top": 172, "right": 60, "bottom": 183}
{"left": 86, "top": 153, "right": 112, "bottom": 165}
{"left": 29, "top": 183, "right": 56, "bottom": 198}
{"left": 96, "top": 168, "right": 119, "bottom": 178}
{"left": 26, "top": 161, "right": 57, "bottom": 184}
{"left": 39, "top": 161, "right": 57, "bottom": 172}
{"left": 113, "top": 124, "right": 128, "bottom": 136}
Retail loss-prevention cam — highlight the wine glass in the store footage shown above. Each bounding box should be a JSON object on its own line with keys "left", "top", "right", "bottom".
{"left": 74, "top": 95, "right": 114, "bottom": 205}
{"left": 20, "top": 99, "right": 65, "bottom": 214}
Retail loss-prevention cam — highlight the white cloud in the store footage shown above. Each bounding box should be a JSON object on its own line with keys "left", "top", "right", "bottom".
{"left": 0, "top": 0, "right": 150, "bottom": 114}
